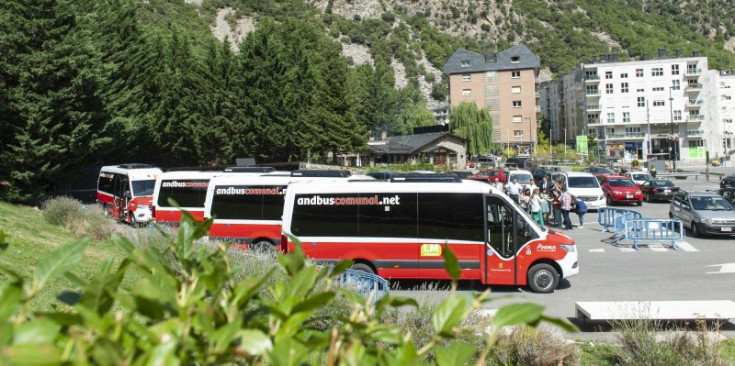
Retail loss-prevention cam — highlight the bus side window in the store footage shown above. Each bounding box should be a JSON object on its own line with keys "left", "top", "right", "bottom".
{"left": 486, "top": 196, "right": 513, "bottom": 257}
{"left": 514, "top": 212, "right": 539, "bottom": 251}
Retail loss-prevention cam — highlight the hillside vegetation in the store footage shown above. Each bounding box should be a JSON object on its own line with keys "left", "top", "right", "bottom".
{"left": 3, "top": 0, "right": 735, "bottom": 202}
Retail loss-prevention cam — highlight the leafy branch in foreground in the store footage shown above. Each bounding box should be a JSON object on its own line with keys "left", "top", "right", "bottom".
{"left": 0, "top": 215, "right": 574, "bottom": 365}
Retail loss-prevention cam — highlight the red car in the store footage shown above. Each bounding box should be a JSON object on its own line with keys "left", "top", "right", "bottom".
{"left": 597, "top": 175, "right": 643, "bottom": 206}
{"left": 467, "top": 169, "right": 508, "bottom": 184}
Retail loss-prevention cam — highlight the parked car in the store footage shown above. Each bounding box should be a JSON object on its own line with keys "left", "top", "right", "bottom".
{"left": 597, "top": 175, "right": 643, "bottom": 206}
{"left": 556, "top": 172, "right": 606, "bottom": 210}
{"left": 719, "top": 188, "right": 735, "bottom": 204}
{"left": 507, "top": 169, "right": 534, "bottom": 190}
{"left": 669, "top": 192, "right": 735, "bottom": 237}
{"left": 624, "top": 172, "right": 654, "bottom": 186}
{"left": 581, "top": 166, "right": 613, "bottom": 174}
{"left": 468, "top": 169, "right": 508, "bottom": 184}
{"left": 531, "top": 167, "right": 551, "bottom": 183}
{"left": 504, "top": 158, "right": 528, "bottom": 169}
{"left": 640, "top": 180, "right": 680, "bottom": 202}
{"left": 721, "top": 173, "right": 735, "bottom": 189}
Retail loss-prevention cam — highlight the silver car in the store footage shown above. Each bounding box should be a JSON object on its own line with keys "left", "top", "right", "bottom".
{"left": 669, "top": 192, "right": 735, "bottom": 237}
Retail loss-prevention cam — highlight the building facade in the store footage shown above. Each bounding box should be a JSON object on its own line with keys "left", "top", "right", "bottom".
{"left": 709, "top": 70, "right": 735, "bottom": 157}
{"left": 443, "top": 45, "right": 540, "bottom": 155}
{"left": 540, "top": 50, "right": 725, "bottom": 165}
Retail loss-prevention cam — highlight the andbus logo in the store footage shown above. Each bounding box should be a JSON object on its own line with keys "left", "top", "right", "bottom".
{"left": 162, "top": 181, "right": 209, "bottom": 189}
{"left": 296, "top": 195, "right": 401, "bottom": 206}
{"left": 215, "top": 186, "right": 285, "bottom": 196}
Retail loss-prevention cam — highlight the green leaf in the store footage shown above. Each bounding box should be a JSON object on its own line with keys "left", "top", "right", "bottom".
{"left": 538, "top": 315, "right": 578, "bottom": 332}
{"left": 369, "top": 327, "right": 403, "bottom": 344}
{"left": 32, "top": 238, "right": 89, "bottom": 295}
{"left": 431, "top": 295, "right": 468, "bottom": 336}
{"left": 1, "top": 343, "right": 62, "bottom": 365}
{"left": 78, "top": 258, "right": 129, "bottom": 314}
{"left": 491, "top": 302, "right": 545, "bottom": 329}
{"left": 442, "top": 244, "right": 461, "bottom": 280}
{"left": 13, "top": 319, "right": 60, "bottom": 345}
{"left": 0, "top": 231, "right": 8, "bottom": 251}
{"left": 146, "top": 339, "right": 179, "bottom": 366}
{"left": 435, "top": 342, "right": 474, "bottom": 366}
{"left": 329, "top": 259, "right": 352, "bottom": 277}
{"left": 237, "top": 329, "right": 272, "bottom": 356}
{"left": 0, "top": 285, "right": 22, "bottom": 320}
{"left": 292, "top": 292, "right": 335, "bottom": 314}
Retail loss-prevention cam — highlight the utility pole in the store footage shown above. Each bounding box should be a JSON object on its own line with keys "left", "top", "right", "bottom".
{"left": 564, "top": 128, "right": 567, "bottom": 162}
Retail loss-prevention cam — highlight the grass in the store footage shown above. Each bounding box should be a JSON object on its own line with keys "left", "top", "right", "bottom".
{"left": 0, "top": 201, "right": 132, "bottom": 310}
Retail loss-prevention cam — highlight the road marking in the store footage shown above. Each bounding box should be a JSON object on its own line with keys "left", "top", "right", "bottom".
{"left": 649, "top": 245, "right": 668, "bottom": 252}
{"left": 676, "top": 241, "right": 699, "bottom": 252}
{"left": 707, "top": 263, "right": 735, "bottom": 274}
{"left": 589, "top": 249, "right": 605, "bottom": 253}
{"left": 620, "top": 248, "right": 637, "bottom": 252}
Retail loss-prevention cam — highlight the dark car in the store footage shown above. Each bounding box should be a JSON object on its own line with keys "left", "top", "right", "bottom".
{"left": 720, "top": 188, "right": 735, "bottom": 204}
{"left": 531, "top": 168, "right": 551, "bottom": 183}
{"left": 640, "top": 179, "right": 680, "bottom": 202}
{"left": 449, "top": 170, "right": 474, "bottom": 180}
{"left": 721, "top": 173, "right": 735, "bottom": 189}
{"left": 504, "top": 158, "right": 528, "bottom": 169}
{"left": 581, "top": 166, "right": 614, "bottom": 174}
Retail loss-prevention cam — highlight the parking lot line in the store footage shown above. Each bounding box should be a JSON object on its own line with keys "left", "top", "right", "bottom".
{"left": 589, "top": 248, "right": 605, "bottom": 253}
{"left": 649, "top": 245, "right": 669, "bottom": 252}
{"left": 676, "top": 241, "right": 699, "bottom": 252}
{"left": 620, "top": 248, "right": 637, "bottom": 252}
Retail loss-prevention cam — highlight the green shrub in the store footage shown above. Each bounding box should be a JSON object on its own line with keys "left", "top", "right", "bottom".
{"left": 42, "top": 197, "right": 115, "bottom": 240}
{"left": 0, "top": 213, "right": 573, "bottom": 364}
{"left": 489, "top": 325, "right": 580, "bottom": 365}
{"left": 42, "top": 196, "right": 84, "bottom": 226}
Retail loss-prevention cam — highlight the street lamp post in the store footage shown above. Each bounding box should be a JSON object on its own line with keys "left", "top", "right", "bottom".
{"left": 669, "top": 87, "right": 676, "bottom": 170}
{"left": 563, "top": 128, "right": 567, "bottom": 162}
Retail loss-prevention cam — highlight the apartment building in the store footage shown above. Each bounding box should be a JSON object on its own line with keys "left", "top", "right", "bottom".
{"left": 443, "top": 45, "right": 540, "bottom": 154}
{"left": 708, "top": 70, "right": 735, "bottom": 157}
{"left": 540, "top": 49, "right": 718, "bottom": 164}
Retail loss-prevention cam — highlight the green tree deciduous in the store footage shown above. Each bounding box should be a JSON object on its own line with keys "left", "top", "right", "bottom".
{"left": 449, "top": 102, "right": 494, "bottom": 155}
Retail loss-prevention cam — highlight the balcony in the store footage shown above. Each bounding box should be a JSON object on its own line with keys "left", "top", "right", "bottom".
{"left": 586, "top": 104, "right": 601, "bottom": 111}
{"left": 585, "top": 75, "right": 600, "bottom": 83}
{"left": 586, "top": 90, "right": 601, "bottom": 97}
{"left": 685, "top": 99, "right": 703, "bottom": 108}
{"left": 607, "top": 132, "right": 646, "bottom": 139}
{"left": 686, "top": 129, "right": 704, "bottom": 137}
{"left": 685, "top": 68, "right": 702, "bottom": 77}
{"left": 688, "top": 114, "right": 705, "bottom": 121}
{"left": 686, "top": 83, "right": 703, "bottom": 92}
{"left": 587, "top": 119, "right": 602, "bottom": 126}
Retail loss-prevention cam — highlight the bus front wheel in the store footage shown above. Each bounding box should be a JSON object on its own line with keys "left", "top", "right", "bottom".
{"left": 350, "top": 262, "right": 375, "bottom": 275}
{"left": 527, "top": 263, "right": 559, "bottom": 293}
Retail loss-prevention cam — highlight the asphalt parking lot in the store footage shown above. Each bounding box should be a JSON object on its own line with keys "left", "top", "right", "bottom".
{"left": 394, "top": 171, "right": 735, "bottom": 338}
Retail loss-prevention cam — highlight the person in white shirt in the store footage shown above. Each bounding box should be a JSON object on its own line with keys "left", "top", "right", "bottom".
{"left": 530, "top": 188, "right": 544, "bottom": 228}
{"left": 507, "top": 178, "right": 521, "bottom": 204}
{"left": 493, "top": 178, "right": 504, "bottom": 192}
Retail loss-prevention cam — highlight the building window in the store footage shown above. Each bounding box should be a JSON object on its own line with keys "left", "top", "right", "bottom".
{"left": 513, "top": 130, "right": 523, "bottom": 137}
{"left": 671, "top": 64, "right": 680, "bottom": 75}
{"left": 637, "top": 96, "right": 645, "bottom": 107}
{"left": 461, "top": 60, "right": 470, "bottom": 67}
{"left": 653, "top": 100, "right": 665, "bottom": 107}
{"left": 625, "top": 127, "right": 641, "bottom": 133}
{"left": 586, "top": 86, "right": 599, "bottom": 95}
{"left": 511, "top": 70, "right": 521, "bottom": 78}
{"left": 652, "top": 68, "right": 664, "bottom": 76}
{"left": 636, "top": 69, "right": 643, "bottom": 77}
{"left": 513, "top": 115, "right": 523, "bottom": 123}
{"left": 652, "top": 87, "right": 664, "bottom": 92}
{"left": 605, "top": 83, "right": 614, "bottom": 94}
{"left": 462, "top": 89, "right": 471, "bottom": 96}
{"left": 621, "top": 73, "right": 628, "bottom": 78}
{"left": 607, "top": 113, "right": 615, "bottom": 123}
{"left": 637, "top": 88, "right": 645, "bottom": 92}
{"left": 511, "top": 56, "right": 520, "bottom": 63}
{"left": 588, "top": 113, "right": 600, "bottom": 124}
{"left": 674, "top": 110, "right": 682, "bottom": 121}
{"left": 623, "top": 112, "right": 630, "bottom": 123}
{"left": 605, "top": 71, "right": 613, "bottom": 79}
{"left": 462, "top": 74, "right": 471, "bottom": 81}
{"left": 672, "top": 79, "right": 680, "bottom": 90}
{"left": 621, "top": 82, "right": 629, "bottom": 93}
{"left": 512, "top": 100, "right": 522, "bottom": 107}
{"left": 511, "top": 86, "right": 521, "bottom": 94}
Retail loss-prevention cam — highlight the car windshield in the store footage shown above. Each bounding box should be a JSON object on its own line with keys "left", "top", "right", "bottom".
{"left": 690, "top": 196, "right": 733, "bottom": 211}
{"left": 568, "top": 177, "right": 600, "bottom": 188}
{"left": 513, "top": 174, "right": 532, "bottom": 184}
{"left": 632, "top": 174, "right": 651, "bottom": 181}
{"left": 609, "top": 179, "right": 635, "bottom": 187}
{"left": 131, "top": 180, "right": 156, "bottom": 197}
{"left": 652, "top": 180, "right": 674, "bottom": 187}
{"left": 595, "top": 168, "right": 613, "bottom": 173}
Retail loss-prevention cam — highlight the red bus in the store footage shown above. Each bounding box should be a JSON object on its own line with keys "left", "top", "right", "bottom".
{"left": 97, "top": 164, "right": 162, "bottom": 226}
{"left": 280, "top": 177, "right": 579, "bottom": 293}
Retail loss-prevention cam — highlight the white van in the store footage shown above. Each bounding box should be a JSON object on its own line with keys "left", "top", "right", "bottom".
{"left": 557, "top": 172, "right": 606, "bottom": 210}
{"left": 97, "top": 164, "right": 162, "bottom": 226}
{"left": 506, "top": 169, "right": 534, "bottom": 190}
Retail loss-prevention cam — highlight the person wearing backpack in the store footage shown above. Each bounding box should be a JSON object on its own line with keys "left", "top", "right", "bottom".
{"left": 530, "top": 188, "right": 544, "bottom": 228}
{"left": 574, "top": 195, "right": 588, "bottom": 228}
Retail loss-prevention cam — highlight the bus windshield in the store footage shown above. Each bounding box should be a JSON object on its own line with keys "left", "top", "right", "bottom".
{"left": 132, "top": 180, "right": 156, "bottom": 197}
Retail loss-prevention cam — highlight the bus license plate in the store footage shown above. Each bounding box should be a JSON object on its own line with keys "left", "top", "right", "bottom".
{"left": 722, "top": 227, "right": 732, "bottom": 232}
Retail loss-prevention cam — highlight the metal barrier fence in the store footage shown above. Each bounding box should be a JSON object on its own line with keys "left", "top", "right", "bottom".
{"left": 334, "top": 268, "right": 389, "bottom": 303}
{"left": 612, "top": 212, "right": 637, "bottom": 243}
{"left": 598, "top": 207, "right": 643, "bottom": 232}
{"left": 622, "top": 219, "right": 684, "bottom": 250}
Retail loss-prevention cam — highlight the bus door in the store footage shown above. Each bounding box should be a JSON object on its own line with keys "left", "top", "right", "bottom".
{"left": 483, "top": 195, "right": 538, "bottom": 285}
{"left": 112, "top": 175, "right": 129, "bottom": 222}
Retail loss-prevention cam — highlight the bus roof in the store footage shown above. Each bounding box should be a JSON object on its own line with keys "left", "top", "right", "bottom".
{"left": 285, "top": 179, "right": 500, "bottom": 195}
{"left": 101, "top": 165, "right": 161, "bottom": 179}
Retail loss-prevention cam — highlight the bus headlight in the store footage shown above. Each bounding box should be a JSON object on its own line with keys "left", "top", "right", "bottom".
{"left": 136, "top": 204, "right": 150, "bottom": 210}
{"left": 560, "top": 244, "right": 575, "bottom": 253}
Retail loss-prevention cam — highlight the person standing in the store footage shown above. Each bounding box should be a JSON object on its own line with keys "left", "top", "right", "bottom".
{"left": 552, "top": 190, "right": 562, "bottom": 227}
{"left": 650, "top": 166, "right": 657, "bottom": 179}
{"left": 530, "top": 189, "right": 544, "bottom": 228}
{"left": 493, "top": 177, "right": 504, "bottom": 192}
{"left": 573, "top": 195, "right": 588, "bottom": 228}
{"left": 540, "top": 176, "right": 549, "bottom": 195}
{"left": 507, "top": 178, "right": 522, "bottom": 204}
{"left": 560, "top": 186, "right": 574, "bottom": 230}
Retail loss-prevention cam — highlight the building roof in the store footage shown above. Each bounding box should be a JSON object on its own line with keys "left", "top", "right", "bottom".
{"left": 368, "top": 132, "right": 466, "bottom": 155}
{"left": 443, "top": 44, "right": 540, "bottom": 75}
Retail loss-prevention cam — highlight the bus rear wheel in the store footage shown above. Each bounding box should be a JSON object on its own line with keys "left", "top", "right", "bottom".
{"left": 250, "top": 240, "right": 275, "bottom": 255}
{"left": 350, "top": 262, "right": 375, "bottom": 275}
{"left": 527, "top": 263, "right": 559, "bottom": 293}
